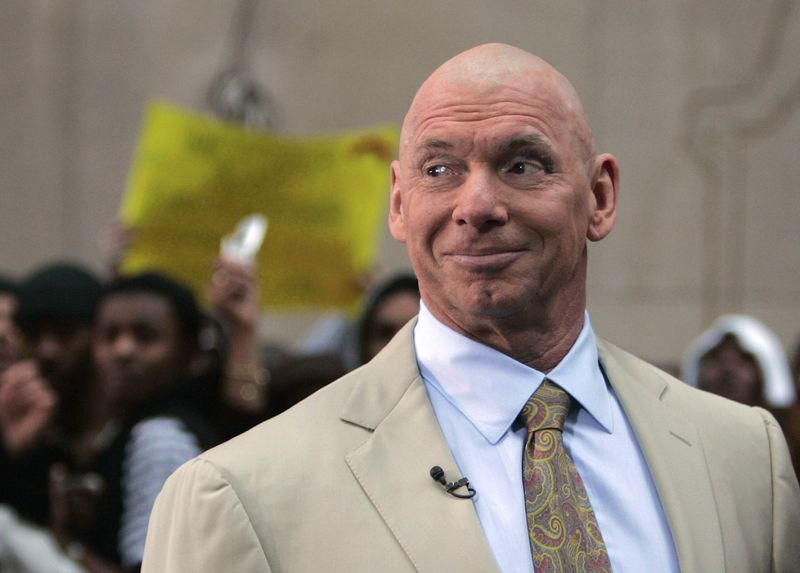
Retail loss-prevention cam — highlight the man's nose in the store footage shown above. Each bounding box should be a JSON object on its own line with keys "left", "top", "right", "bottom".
{"left": 35, "top": 333, "right": 63, "bottom": 362}
{"left": 451, "top": 169, "right": 508, "bottom": 229}
{"left": 110, "top": 334, "right": 137, "bottom": 358}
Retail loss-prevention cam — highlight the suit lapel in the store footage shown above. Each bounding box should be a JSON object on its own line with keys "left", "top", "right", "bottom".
{"left": 598, "top": 339, "right": 725, "bottom": 572}
{"left": 339, "top": 326, "right": 726, "bottom": 572}
{"left": 341, "top": 321, "right": 500, "bottom": 573}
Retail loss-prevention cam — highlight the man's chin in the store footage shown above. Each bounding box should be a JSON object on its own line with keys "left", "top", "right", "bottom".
{"left": 460, "top": 287, "right": 531, "bottom": 317}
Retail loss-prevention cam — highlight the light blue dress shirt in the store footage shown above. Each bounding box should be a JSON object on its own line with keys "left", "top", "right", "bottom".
{"left": 414, "top": 302, "right": 680, "bottom": 573}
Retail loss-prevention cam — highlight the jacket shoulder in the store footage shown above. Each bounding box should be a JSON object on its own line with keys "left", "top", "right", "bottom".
{"left": 201, "top": 367, "right": 366, "bottom": 475}
{"left": 597, "top": 337, "right": 765, "bottom": 427}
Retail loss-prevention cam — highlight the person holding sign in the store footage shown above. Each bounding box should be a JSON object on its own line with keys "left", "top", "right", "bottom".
{"left": 142, "top": 43, "right": 799, "bottom": 572}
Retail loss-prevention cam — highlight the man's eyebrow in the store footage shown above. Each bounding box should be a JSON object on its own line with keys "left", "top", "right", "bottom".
{"left": 417, "top": 138, "right": 454, "bottom": 151}
{"left": 499, "top": 135, "right": 552, "bottom": 153}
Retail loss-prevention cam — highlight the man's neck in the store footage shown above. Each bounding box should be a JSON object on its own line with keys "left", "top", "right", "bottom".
{"left": 425, "top": 299, "right": 586, "bottom": 373}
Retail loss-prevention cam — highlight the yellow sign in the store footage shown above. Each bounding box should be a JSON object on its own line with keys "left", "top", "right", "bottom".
{"left": 120, "top": 101, "right": 398, "bottom": 309}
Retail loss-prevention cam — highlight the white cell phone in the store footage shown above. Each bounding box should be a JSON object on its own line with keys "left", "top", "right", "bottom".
{"left": 220, "top": 214, "right": 268, "bottom": 265}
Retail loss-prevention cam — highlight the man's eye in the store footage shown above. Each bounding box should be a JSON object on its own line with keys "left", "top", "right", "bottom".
{"left": 426, "top": 165, "right": 450, "bottom": 177}
{"left": 97, "top": 328, "right": 118, "bottom": 344}
{"left": 134, "top": 327, "right": 160, "bottom": 344}
{"left": 505, "top": 160, "right": 543, "bottom": 175}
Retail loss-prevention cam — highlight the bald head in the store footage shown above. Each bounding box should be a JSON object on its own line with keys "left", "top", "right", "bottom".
{"left": 400, "top": 43, "right": 594, "bottom": 163}
{"left": 388, "top": 42, "right": 620, "bottom": 367}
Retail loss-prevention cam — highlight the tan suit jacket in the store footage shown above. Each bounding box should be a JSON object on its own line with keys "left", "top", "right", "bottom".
{"left": 142, "top": 321, "right": 800, "bottom": 572}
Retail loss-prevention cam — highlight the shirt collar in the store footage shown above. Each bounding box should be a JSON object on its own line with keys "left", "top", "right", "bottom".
{"left": 413, "top": 301, "right": 614, "bottom": 444}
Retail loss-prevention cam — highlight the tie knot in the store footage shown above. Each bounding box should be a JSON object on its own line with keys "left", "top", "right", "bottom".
{"left": 518, "top": 380, "right": 571, "bottom": 433}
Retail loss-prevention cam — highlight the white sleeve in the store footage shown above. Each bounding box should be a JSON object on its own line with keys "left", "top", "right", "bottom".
{"left": 0, "top": 505, "right": 87, "bottom": 573}
{"left": 119, "top": 417, "right": 201, "bottom": 569}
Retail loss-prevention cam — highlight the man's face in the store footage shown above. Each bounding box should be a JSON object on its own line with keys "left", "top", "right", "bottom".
{"left": 0, "top": 293, "right": 22, "bottom": 371}
{"left": 698, "top": 335, "right": 762, "bottom": 406}
{"left": 363, "top": 290, "right": 420, "bottom": 362}
{"left": 22, "top": 320, "right": 93, "bottom": 395}
{"left": 93, "top": 293, "right": 191, "bottom": 411}
{"left": 390, "top": 77, "right": 611, "bottom": 331}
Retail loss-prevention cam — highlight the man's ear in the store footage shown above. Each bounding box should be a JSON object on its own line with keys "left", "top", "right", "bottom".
{"left": 388, "top": 160, "right": 407, "bottom": 243}
{"left": 586, "top": 153, "right": 620, "bottom": 242}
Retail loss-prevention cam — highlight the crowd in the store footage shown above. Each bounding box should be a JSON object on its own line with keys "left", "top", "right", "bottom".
{"left": 0, "top": 255, "right": 419, "bottom": 573}
{"left": 1, "top": 45, "right": 798, "bottom": 573}
{"left": 138, "top": 43, "right": 797, "bottom": 571}
{"left": 2, "top": 248, "right": 799, "bottom": 572}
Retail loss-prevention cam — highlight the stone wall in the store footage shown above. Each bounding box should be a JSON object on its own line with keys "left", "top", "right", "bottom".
{"left": 2, "top": 0, "right": 799, "bottom": 365}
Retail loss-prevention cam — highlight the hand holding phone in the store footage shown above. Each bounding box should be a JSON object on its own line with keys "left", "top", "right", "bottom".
{"left": 220, "top": 214, "right": 268, "bottom": 266}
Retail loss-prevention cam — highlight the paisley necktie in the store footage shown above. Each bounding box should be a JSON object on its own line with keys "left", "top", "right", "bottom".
{"left": 519, "top": 380, "right": 613, "bottom": 572}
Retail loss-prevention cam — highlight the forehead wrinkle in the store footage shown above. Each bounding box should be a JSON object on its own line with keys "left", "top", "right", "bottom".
{"left": 416, "top": 130, "right": 552, "bottom": 154}
{"left": 411, "top": 104, "right": 561, "bottom": 154}
{"left": 403, "top": 96, "right": 592, "bottom": 166}
{"left": 400, "top": 44, "right": 594, "bottom": 161}
{"left": 406, "top": 88, "right": 577, "bottom": 149}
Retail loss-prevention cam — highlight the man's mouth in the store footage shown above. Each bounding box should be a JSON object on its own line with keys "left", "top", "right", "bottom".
{"left": 104, "top": 366, "right": 140, "bottom": 386}
{"left": 445, "top": 249, "right": 525, "bottom": 271}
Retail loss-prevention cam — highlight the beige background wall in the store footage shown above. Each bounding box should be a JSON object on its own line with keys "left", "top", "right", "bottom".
{"left": 2, "top": 0, "right": 799, "bottom": 367}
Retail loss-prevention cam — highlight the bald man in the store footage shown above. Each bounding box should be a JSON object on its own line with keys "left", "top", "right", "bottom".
{"left": 142, "top": 44, "right": 799, "bottom": 573}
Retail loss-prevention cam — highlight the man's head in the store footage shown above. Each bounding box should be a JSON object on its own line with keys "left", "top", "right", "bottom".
{"left": 389, "top": 44, "right": 619, "bottom": 348}
{"left": 681, "top": 314, "right": 796, "bottom": 409}
{"left": 357, "top": 273, "right": 420, "bottom": 365}
{"left": 697, "top": 334, "right": 763, "bottom": 406}
{"left": 14, "top": 263, "right": 102, "bottom": 394}
{"left": 93, "top": 272, "right": 202, "bottom": 413}
{"left": 0, "top": 275, "right": 22, "bottom": 372}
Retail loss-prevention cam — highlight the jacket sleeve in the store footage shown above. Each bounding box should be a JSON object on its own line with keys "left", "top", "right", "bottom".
{"left": 759, "top": 409, "right": 800, "bottom": 573}
{"left": 141, "top": 457, "right": 272, "bottom": 573}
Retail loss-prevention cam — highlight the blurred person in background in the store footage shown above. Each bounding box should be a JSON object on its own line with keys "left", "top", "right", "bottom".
{"left": 207, "top": 256, "right": 349, "bottom": 433}
{"left": 204, "top": 257, "right": 275, "bottom": 437}
{"left": 0, "top": 277, "right": 81, "bottom": 571}
{"left": 48, "top": 272, "right": 220, "bottom": 572}
{"left": 0, "top": 503, "right": 87, "bottom": 573}
{"left": 682, "top": 314, "right": 798, "bottom": 481}
{"left": 0, "top": 262, "right": 109, "bottom": 527}
{"left": 265, "top": 272, "right": 420, "bottom": 416}
{"left": 100, "top": 214, "right": 347, "bottom": 437}
{"left": 13, "top": 264, "right": 102, "bottom": 411}
{"left": 101, "top": 218, "right": 282, "bottom": 438}
{"left": 681, "top": 314, "right": 796, "bottom": 416}
{"left": 301, "top": 272, "right": 420, "bottom": 372}
{"left": 350, "top": 272, "right": 419, "bottom": 369}
{"left": 0, "top": 274, "right": 85, "bottom": 573}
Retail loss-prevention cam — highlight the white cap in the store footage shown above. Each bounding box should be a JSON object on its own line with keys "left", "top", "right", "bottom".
{"left": 681, "top": 314, "right": 796, "bottom": 408}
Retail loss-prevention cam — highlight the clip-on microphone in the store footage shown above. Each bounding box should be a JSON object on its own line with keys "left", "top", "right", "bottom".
{"left": 430, "top": 465, "right": 476, "bottom": 499}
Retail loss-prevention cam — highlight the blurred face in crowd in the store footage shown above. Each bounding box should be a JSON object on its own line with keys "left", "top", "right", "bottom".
{"left": 389, "top": 44, "right": 618, "bottom": 341}
{"left": 0, "top": 292, "right": 22, "bottom": 372}
{"left": 21, "top": 320, "right": 93, "bottom": 395}
{"left": 698, "top": 334, "right": 763, "bottom": 406}
{"left": 93, "top": 292, "right": 192, "bottom": 413}
{"left": 362, "top": 290, "right": 420, "bottom": 362}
